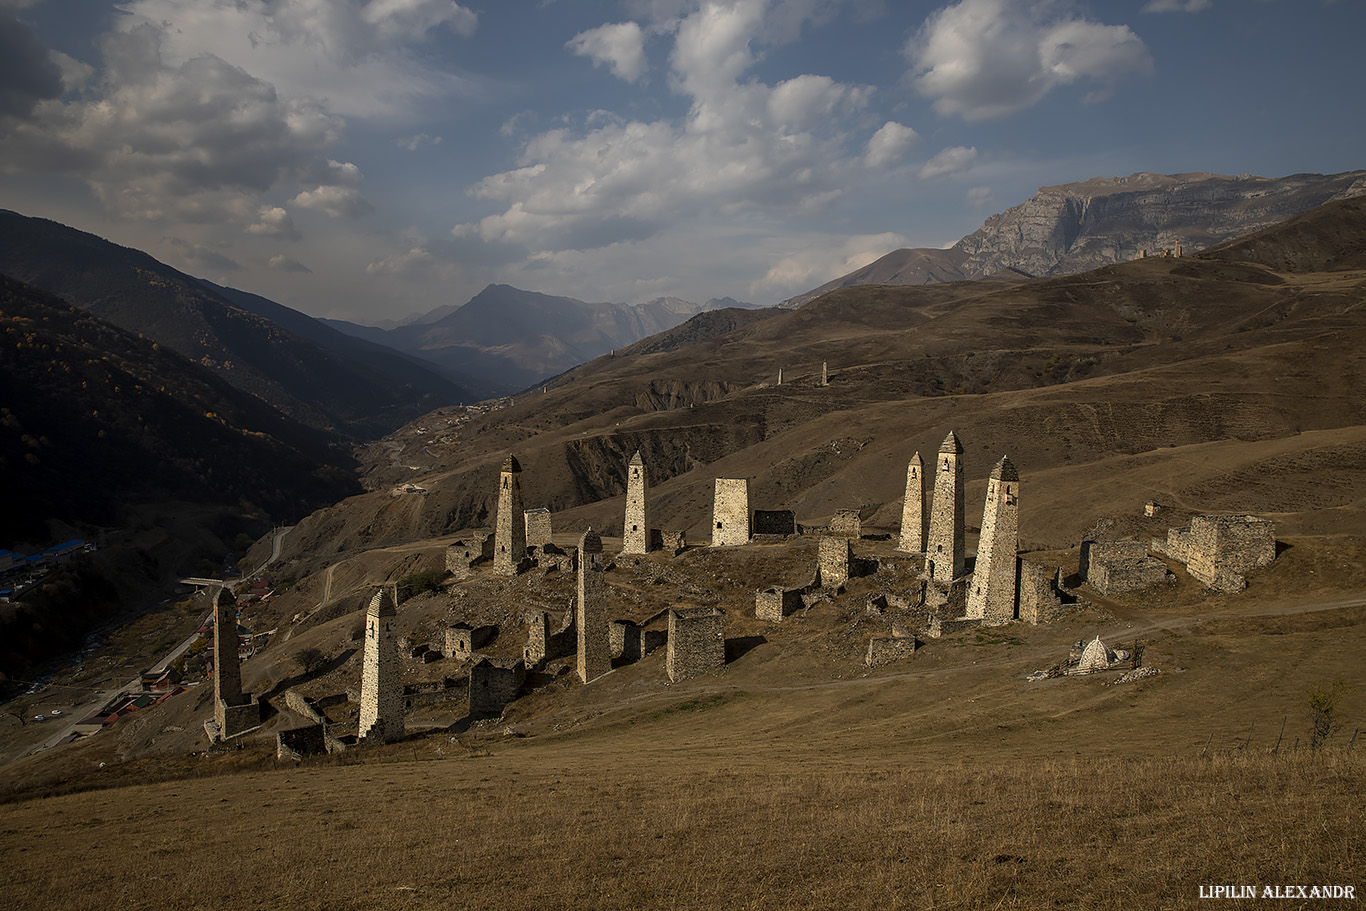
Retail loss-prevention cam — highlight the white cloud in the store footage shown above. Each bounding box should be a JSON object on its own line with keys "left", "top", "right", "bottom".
{"left": 567, "top": 22, "right": 648, "bottom": 83}
{"left": 114, "top": 0, "right": 482, "bottom": 118}
{"left": 864, "top": 121, "right": 920, "bottom": 168}
{"left": 753, "top": 231, "right": 909, "bottom": 299}
{"left": 966, "top": 185, "right": 995, "bottom": 207}
{"left": 164, "top": 236, "right": 242, "bottom": 272}
{"left": 268, "top": 253, "right": 312, "bottom": 272}
{"left": 247, "top": 206, "right": 302, "bottom": 240}
{"left": 396, "top": 132, "right": 442, "bottom": 150}
{"left": 366, "top": 246, "right": 435, "bottom": 277}
{"left": 1141, "top": 0, "right": 1210, "bottom": 12}
{"left": 918, "top": 145, "right": 977, "bottom": 179}
{"left": 292, "top": 184, "right": 374, "bottom": 217}
{"left": 908, "top": 0, "right": 1152, "bottom": 121}
{"left": 456, "top": 1, "right": 889, "bottom": 255}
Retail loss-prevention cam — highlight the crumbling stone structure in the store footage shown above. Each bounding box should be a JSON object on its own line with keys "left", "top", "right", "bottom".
{"left": 209, "top": 585, "right": 259, "bottom": 741}
{"left": 524, "top": 608, "right": 575, "bottom": 666}
{"left": 661, "top": 530, "right": 687, "bottom": 554}
{"left": 444, "top": 540, "right": 485, "bottom": 579}
{"left": 576, "top": 528, "right": 611, "bottom": 683}
{"left": 494, "top": 456, "right": 527, "bottom": 575}
{"left": 666, "top": 607, "right": 725, "bottom": 682}
{"left": 755, "top": 585, "right": 804, "bottom": 621}
{"left": 865, "top": 634, "right": 921, "bottom": 667}
{"left": 610, "top": 619, "right": 667, "bottom": 662}
{"left": 752, "top": 510, "right": 796, "bottom": 537}
{"left": 1081, "top": 539, "right": 1171, "bottom": 596}
{"left": 524, "top": 508, "right": 553, "bottom": 548}
{"left": 898, "top": 452, "right": 924, "bottom": 553}
{"left": 828, "top": 509, "right": 861, "bottom": 538}
{"left": 623, "top": 450, "right": 650, "bottom": 554}
{"left": 443, "top": 622, "right": 497, "bottom": 660}
{"left": 818, "top": 535, "right": 851, "bottom": 588}
{"left": 277, "top": 724, "right": 325, "bottom": 761}
{"left": 358, "top": 588, "right": 404, "bottom": 744}
{"left": 1017, "top": 559, "right": 1065, "bottom": 625}
{"left": 966, "top": 456, "right": 1019, "bottom": 626}
{"left": 469, "top": 657, "right": 526, "bottom": 715}
{"left": 927, "top": 432, "right": 965, "bottom": 584}
{"left": 712, "top": 478, "right": 750, "bottom": 546}
{"left": 1155, "top": 514, "right": 1276, "bottom": 592}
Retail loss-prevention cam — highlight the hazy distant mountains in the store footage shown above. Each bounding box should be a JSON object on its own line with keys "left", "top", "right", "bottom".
{"left": 325, "top": 285, "right": 760, "bottom": 392}
{"left": 780, "top": 170, "right": 1366, "bottom": 308}
{"left": 0, "top": 210, "right": 471, "bottom": 438}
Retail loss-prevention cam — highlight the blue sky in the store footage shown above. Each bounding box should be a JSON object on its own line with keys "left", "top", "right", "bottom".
{"left": 1, "top": 0, "right": 1362, "bottom": 323}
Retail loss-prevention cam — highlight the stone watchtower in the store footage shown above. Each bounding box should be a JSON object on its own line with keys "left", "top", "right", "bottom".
{"left": 212, "top": 584, "right": 242, "bottom": 730}
{"left": 576, "top": 528, "right": 611, "bottom": 683}
{"left": 358, "top": 587, "right": 404, "bottom": 744}
{"left": 898, "top": 451, "right": 925, "bottom": 553}
{"left": 494, "top": 455, "right": 527, "bottom": 575}
{"left": 966, "top": 456, "right": 1019, "bottom": 626}
{"left": 927, "top": 431, "right": 965, "bottom": 584}
{"left": 622, "top": 450, "right": 649, "bottom": 554}
{"left": 712, "top": 478, "right": 750, "bottom": 546}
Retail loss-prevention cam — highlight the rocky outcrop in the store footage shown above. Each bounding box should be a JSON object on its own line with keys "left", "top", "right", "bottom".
{"left": 781, "top": 171, "right": 1366, "bottom": 308}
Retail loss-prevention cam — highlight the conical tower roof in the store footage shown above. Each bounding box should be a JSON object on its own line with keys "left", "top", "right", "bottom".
{"left": 629, "top": 450, "right": 643, "bottom": 466}
{"left": 368, "top": 587, "right": 396, "bottom": 618}
{"left": 939, "top": 431, "right": 963, "bottom": 454}
{"left": 501, "top": 455, "right": 522, "bottom": 473}
{"left": 990, "top": 455, "right": 1019, "bottom": 482}
{"left": 579, "top": 527, "right": 603, "bottom": 553}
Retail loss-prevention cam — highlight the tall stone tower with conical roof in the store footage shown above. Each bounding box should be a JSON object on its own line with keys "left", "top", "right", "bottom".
{"left": 966, "top": 456, "right": 1020, "bottom": 626}
{"left": 898, "top": 452, "right": 925, "bottom": 553}
{"left": 494, "top": 455, "right": 526, "bottom": 575}
{"left": 622, "top": 451, "right": 648, "bottom": 554}
{"left": 927, "top": 432, "right": 965, "bottom": 583}
{"left": 576, "top": 528, "right": 611, "bottom": 682}
{"left": 359, "top": 587, "right": 404, "bottom": 744}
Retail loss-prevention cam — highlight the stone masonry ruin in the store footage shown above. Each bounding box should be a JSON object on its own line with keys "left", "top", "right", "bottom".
{"left": 622, "top": 450, "right": 650, "bottom": 554}
{"left": 358, "top": 587, "right": 405, "bottom": 744}
{"left": 927, "top": 432, "right": 965, "bottom": 585}
{"left": 712, "top": 478, "right": 750, "bottom": 546}
{"left": 818, "top": 535, "right": 851, "bottom": 589}
{"left": 207, "top": 584, "right": 260, "bottom": 742}
{"left": 752, "top": 509, "right": 796, "bottom": 537}
{"left": 1154, "top": 514, "right": 1277, "bottom": 592}
{"left": 965, "top": 456, "right": 1019, "bottom": 627}
{"left": 524, "top": 508, "right": 553, "bottom": 548}
{"left": 524, "top": 608, "right": 575, "bottom": 666}
{"left": 1080, "top": 539, "right": 1171, "bottom": 596}
{"left": 469, "top": 657, "right": 526, "bottom": 716}
{"left": 828, "top": 509, "right": 861, "bottom": 538}
{"left": 494, "top": 455, "right": 528, "bottom": 575}
{"left": 667, "top": 607, "right": 725, "bottom": 682}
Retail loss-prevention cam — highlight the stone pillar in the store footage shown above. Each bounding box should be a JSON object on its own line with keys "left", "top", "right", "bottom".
{"left": 212, "top": 584, "right": 242, "bottom": 733}
{"left": 818, "top": 536, "right": 851, "bottom": 588}
{"left": 576, "top": 529, "right": 611, "bottom": 683}
{"left": 494, "top": 455, "right": 526, "bottom": 575}
{"left": 777, "top": 368, "right": 783, "bottom": 385}
{"left": 966, "top": 456, "right": 1019, "bottom": 626}
{"left": 622, "top": 450, "right": 649, "bottom": 554}
{"left": 712, "top": 478, "right": 750, "bottom": 546}
{"left": 898, "top": 451, "right": 924, "bottom": 553}
{"left": 820, "top": 361, "right": 828, "bottom": 386}
{"left": 927, "top": 431, "right": 964, "bottom": 584}
{"left": 358, "top": 587, "right": 404, "bottom": 744}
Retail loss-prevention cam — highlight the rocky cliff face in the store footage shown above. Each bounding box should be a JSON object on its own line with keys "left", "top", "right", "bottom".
{"left": 782, "top": 170, "right": 1366, "bottom": 307}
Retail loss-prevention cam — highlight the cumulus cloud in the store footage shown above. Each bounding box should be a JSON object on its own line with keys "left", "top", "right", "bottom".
{"left": 247, "top": 206, "right": 302, "bottom": 240}
{"left": 567, "top": 22, "right": 648, "bottom": 83}
{"left": 365, "top": 246, "right": 435, "bottom": 277}
{"left": 1141, "top": 0, "right": 1210, "bottom": 11}
{"left": 397, "top": 132, "right": 442, "bottom": 150}
{"left": 753, "top": 231, "right": 909, "bottom": 299}
{"left": 164, "top": 236, "right": 242, "bottom": 272}
{"left": 114, "top": 0, "right": 482, "bottom": 118}
{"left": 966, "top": 185, "right": 995, "bottom": 207}
{"left": 864, "top": 121, "right": 920, "bottom": 168}
{"left": 0, "top": 11, "right": 65, "bottom": 120}
{"left": 918, "top": 145, "right": 977, "bottom": 179}
{"left": 292, "top": 184, "right": 374, "bottom": 217}
{"left": 268, "top": 253, "right": 312, "bottom": 272}
{"left": 457, "top": 0, "right": 895, "bottom": 255}
{"left": 908, "top": 0, "right": 1152, "bottom": 121}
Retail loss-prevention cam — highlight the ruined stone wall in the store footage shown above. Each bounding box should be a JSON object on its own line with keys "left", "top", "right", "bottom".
{"left": 712, "top": 478, "right": 750, "bottom": 546}
{"left": 524, "top": 508, "right": 553, "bottom": 548}
{"left": 577, "top": 529, "right": 611, "bottom": 683}
{"left": 1184, "top": 515, "right": 1277, "bottom": 592}
{"left": 752, "top": 510, "right": 796, "bottom": 536}
{"left": 927, "top": 433, "right": 965, "bottom": 583}
{"left": 445, "top": 542, "right": 478, "bottom": 579}
{"left": 755, "top": 586, "right": 803, "bottom": 622}
{"left": 898, "top": 453, "right": 924, "bottom": 553}
{"left": 358, "top": 589, "right": 404, "bottom": 744}
{"left": 1017, "top": 559, "right": 1064, "bottom": 625}
{"left": 469, "top": 658, "right": 525, "bottom": 715}
{"left": 1084, "top": 539, "right": 1171, "bottom": 596}
{"left": 277, "top": 724, "right": 325, "bottom": 761}
{"left": 965, "top": 458, "right": 1019, "bottom": 626}
{"left": 623, "top": 452, "right": 649, "bottom": 554}
{"left": 828, "top": 509, "right": 861, "bottom": 539}
{"left": 865, "top": 635, "right": 920, "bottom": 667}
{"left": 443, "top": 623, "right": 496, "bottom": 660}
{"left": 661, "top": 530, "right": 686, "bottom": 554}
{"left": 609, "top": 620, "right": 665, "bottom": 662}
{"left": 818, "top": 536, "right": 851, "bottom": 588}
{"left": 283, "top": 689, "right": 325, "bottom": 725}
{"left": 667, "top": 607, "right": 725, "bottom": 682}
{"left": 524, "top": 609, "right": 575, "bottom": 665}
{"left": 494, "top": 457, "right": 527, "bottom": 575}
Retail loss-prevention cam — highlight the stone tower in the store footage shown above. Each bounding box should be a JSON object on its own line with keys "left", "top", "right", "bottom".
{"left": 898, "top": 452, "right": 925, "bottom": 553}
{"left": 212, "top": 584, "right": 242, "bottom": 732}
{"left": 358, "top": 587, "right": 404, "bottom": 744}
{"left": 622, "top": 450, "right": 648, "bottom": 554}
{"left": 712, "top": 478, "right": 750, "bottom": 546}
{"left": 927, "top": 431, "right": 965, "bottom": 584}
{"left": 494, "top": 455, "right": 526, "bottom": 575}
{"left": 576, "top": 528, "right": 611, "bottom": 683}
{"left": 966, "top": 456, "right": 1019, "bottom": 626}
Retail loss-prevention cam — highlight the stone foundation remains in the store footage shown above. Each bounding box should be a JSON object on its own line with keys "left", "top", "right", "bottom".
{"left": 1081, "top": 539, "right": 1171, "bottom": 596}
{"left": 667, "top": 607, "right": 725, "bottom": 682}
{"left": 610, "top": 619, "right": 667, "bottom": 661}
{"left": 828, "top": 509, "right": 861, "bottom": 539}
{"left": 277, "top": 724, "right": 325, "bottom": 761}
{"left": 865, "top": 634, "right": 922, "bottom": 667}
{"left": 1017, "top": 559, "right": 1065, "bottom": 625}
{"left": 1154, "top": 514, "right": 1276, "bottom": 592}
{"left": 469, "top": 657, "right": 526, "bottom": 715}
{"left": 755, "top": 585, "right": 804, "bottom": 622}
